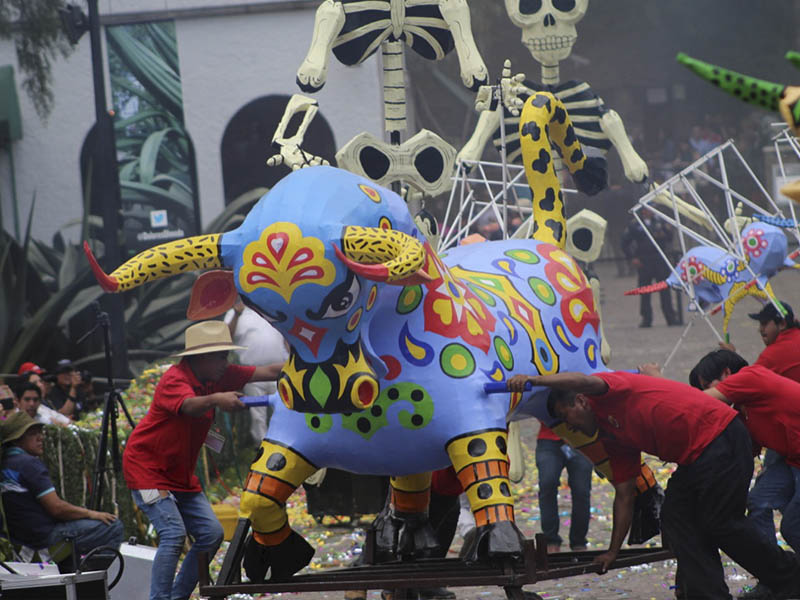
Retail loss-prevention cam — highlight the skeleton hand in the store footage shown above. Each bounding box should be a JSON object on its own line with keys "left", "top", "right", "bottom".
{"left": 267, "top": 144, "right": 330, "bottom": 171}
{"left": 500, "top": 59, "right": 526, "bottom": 116}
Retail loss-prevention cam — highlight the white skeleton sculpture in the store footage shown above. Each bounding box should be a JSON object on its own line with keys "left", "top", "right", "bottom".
{"left": 457, "top": 0, "right": 708, "bottom": 239}
{"left": 269, "top": 0, "right": 488, "bottom": 199}
{"left": 459, "top": 0, "right": 646, "bottom": 184}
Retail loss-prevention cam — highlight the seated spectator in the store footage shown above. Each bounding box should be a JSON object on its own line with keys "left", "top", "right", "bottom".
{"left": 14, "top": 383, "right": 70, "bottom": 427}
{"left": 0, "top": 412, "right": 122, "bottom": 557}
{"left": 48, "top": 360, "right": 85, "bottom": 420}
{"left": 19, "top": 370, "right": 57, "bottom": 412}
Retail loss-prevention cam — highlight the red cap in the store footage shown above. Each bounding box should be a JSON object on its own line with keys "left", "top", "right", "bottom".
{"left": 17, "top": 362, "right": 43, "bottom": 375}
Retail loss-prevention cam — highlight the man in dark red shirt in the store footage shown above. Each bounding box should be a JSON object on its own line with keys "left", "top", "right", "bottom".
{"left": 691, "top": 349, "right": 800, "bottom": 599}
{"left": 124, "top": 320, "right": 284, "bottom": 600}
{"left": 508, "top": 371, "right": 800, "bottom": 600}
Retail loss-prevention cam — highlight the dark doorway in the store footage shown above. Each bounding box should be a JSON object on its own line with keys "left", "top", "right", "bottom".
{"left": 221, "top": 95, "right": 337, "bottom": 204}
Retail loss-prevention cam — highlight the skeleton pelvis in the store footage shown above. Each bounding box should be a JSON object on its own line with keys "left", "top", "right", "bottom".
{"left": 277, "top": 339, "right": 379, "bottom": 413}
{"left": 336, "top": 130, "right": 457, "bottom": 197}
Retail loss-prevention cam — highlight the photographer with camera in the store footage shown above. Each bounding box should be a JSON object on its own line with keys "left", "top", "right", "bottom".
{"left": 48, "top": 360, "right": 85, "bottom": 420}
{"left": 0, "top": 386, "right": 17, "bottom": 420}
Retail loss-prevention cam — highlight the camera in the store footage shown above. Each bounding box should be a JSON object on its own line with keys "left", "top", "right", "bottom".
{"left": 0, "top": 397, "right": 13, "bottom": 411}
{"left": 80, "top": 370, "right": 93, "bottom": 384}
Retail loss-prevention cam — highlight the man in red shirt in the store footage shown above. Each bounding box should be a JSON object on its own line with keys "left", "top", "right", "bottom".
{"left": 508, "top": 371, "right": 800, "bottom": 600}
{"left": 124, "top": 320, "right": 284, "bottom": 600}
{"left": 691, "top": 349, "right": 800, "bottom": 599}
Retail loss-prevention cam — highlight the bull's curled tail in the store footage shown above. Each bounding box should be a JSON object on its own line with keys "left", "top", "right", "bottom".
{"left": 518, "top": 92, "right": 606, "bottom": 248}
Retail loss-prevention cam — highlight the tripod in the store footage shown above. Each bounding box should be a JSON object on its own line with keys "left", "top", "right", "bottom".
{"left": 77, "top": 303, "right": 136, "bottom": 511}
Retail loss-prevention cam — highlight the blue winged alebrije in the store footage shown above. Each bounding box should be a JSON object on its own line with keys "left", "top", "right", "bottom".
{"left": 625, "top": 221, "right": 800, "bottom": 335}
{"left": 85, "top": 92, "right": 650, "bottom": 581}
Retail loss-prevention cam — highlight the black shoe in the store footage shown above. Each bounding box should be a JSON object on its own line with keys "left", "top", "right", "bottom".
{"left": 738, "top": 582, "right": 773, "bottom": 600}
{"left": 639, "top": 321, "right": 652, "bottom": 328}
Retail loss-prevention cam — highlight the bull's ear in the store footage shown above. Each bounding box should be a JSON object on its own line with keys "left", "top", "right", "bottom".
{"left": 187, "top": 270, "right": 238, "bottom": 320}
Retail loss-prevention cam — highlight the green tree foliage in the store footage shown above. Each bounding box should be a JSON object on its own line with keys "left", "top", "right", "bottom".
{"left": 0, "top": 0, "right": 72, "bottom": 120}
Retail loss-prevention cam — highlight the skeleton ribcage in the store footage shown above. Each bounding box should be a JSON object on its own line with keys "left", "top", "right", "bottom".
{"left": 492, "top": 79, "right": 613, "bottom": 164}
{"left": 332, "top": 0, "right": 455, "bottom": 66}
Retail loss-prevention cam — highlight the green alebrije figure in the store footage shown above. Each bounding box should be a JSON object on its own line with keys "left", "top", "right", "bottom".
{"left": 676, "top": 52, "right": 784, "bottom": 111}
{"left": 341, "top": 382, "right": 434, "bottom": 440}
{"left": 786, "top": 51, "right": 800, "bottom": 71}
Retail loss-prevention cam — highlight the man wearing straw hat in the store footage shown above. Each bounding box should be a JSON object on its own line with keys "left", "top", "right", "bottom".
{"left": 123, "top": 320, "right": 284, "bottom": 600}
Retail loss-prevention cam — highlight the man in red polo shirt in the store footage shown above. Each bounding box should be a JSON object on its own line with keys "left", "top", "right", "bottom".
{"left": 691, "top": 348, "right": 800, "bottom": 600}
{"left": 508, "top": 370, "right": 800, "bottom": 600}
{"left": 124, "top": 320, "right": 284, "bottom": 600}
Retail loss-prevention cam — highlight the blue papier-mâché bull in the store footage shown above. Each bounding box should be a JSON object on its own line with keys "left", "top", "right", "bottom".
{"left": 85, "top": 92, "right": 642, "bottom": 581}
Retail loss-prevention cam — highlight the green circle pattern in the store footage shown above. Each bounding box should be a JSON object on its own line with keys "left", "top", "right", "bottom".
{"left": 305, "top": 413, "right": 333, "bottom": 434}
{"left": 493, "top": 337, "right": 514, "bottom": 370}
{"left": 440, "top": 343, "right": 476, "bottom": 378}
{"left": 397, "top": 285, "right": 423, "bottom": 314}
{"left": 528, "top": 277, "right": 556, "bottom": 306}
{"left": 505, "top": 249, "right": 540, "bottom": 264}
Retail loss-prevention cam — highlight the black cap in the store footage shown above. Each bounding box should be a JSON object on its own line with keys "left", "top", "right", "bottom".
{"left": 55, "top": 359, "right": 75, "bottom": 374}
{"left": 748, "top": 301, "right": 794, "bottom": 324}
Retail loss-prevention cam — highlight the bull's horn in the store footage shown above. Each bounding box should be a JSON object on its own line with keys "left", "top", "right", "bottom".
{"left": 83, "top": 234, "right": 223, "bottom": 292}
{"left": 624, "top": 281, "right": 668, "bottom": 296}
{"left": 333, "top": 226, "right": 432, "bottom": 284}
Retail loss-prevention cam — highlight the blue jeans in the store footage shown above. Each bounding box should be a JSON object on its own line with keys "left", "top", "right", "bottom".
{"left": 747, "top": 449, "right": 800, "bottom": 552}
{"left": 45, "top": 518, "right": 123, "bottom": 556}
{"left": 535, "top": 439, "right": 593, "bottom": 548}
{"left": 132, "top": 490, "right": 224, "bottom": 600}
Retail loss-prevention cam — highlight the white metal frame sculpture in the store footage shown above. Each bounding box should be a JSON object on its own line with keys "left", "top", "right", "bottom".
{"left": 631, "top": 136, "right": 800, "bottom": 369}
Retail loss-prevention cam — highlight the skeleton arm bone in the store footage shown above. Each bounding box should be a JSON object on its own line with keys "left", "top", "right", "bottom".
{"left": 296, "top": 0, "right": 346, "bottom": 93}
{"left": 436, "top": 0, "right": 488, "bottom": 90}
{"left": 599, "top": 109, "right": 648, "bottom": 184}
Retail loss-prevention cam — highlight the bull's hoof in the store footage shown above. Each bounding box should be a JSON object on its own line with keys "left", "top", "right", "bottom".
{"left": 459, "top": 521, "right": 525, "bottom": 564}
{"left": 243, "top": 530, "right": 315, "bottom": 583}
{"left": 373, "top": 511, "right": 440, "bottom": 562}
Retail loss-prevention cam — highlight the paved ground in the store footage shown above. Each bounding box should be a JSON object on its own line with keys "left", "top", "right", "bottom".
{"left": 204, "top": 262, "right": 800, "bottom": 600}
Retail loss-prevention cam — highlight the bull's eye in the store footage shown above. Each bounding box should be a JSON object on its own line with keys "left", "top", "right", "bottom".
{"left": 552, "top": 0, "right": 576, "bottom": 11}
{"left": 519, "top": 0, "right": 543, "bottom": 14}
{"left": 306, "top": 271, "right": 362, "bottom": 320}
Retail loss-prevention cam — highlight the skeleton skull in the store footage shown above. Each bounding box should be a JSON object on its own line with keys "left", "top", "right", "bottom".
{"left": 504, "top": 0, "right": 589, "bottom": 66}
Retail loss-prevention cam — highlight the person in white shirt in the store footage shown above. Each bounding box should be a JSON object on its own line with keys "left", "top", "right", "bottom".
{"left": 15, "top": 383, "right": 70, "bottom": 427}
{"left": 225, "top": 301, "right": 289, "bottom": 442}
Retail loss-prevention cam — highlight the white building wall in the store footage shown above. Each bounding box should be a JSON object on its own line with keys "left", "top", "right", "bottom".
{"left": 0, "top": 1, "right": 384, "bottom": 244}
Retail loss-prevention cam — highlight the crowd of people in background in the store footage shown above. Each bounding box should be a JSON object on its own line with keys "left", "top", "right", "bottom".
{"left": 0, "top": 359, "right": 98, "bottom": 427}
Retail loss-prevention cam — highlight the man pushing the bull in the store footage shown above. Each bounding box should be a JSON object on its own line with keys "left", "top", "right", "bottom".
{"left": 508, "top": 369, "right": 800, "bottom": 599}
{"left": 123, "top": 320, "right": 284, "bottom": 600}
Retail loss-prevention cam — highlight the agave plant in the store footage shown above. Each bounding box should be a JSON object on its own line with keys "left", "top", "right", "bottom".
{"left": 104, "top": 22, "right": 199, "bottom": 254}
{"left": 2, "top": 189, "right": 262, "bottom": 376}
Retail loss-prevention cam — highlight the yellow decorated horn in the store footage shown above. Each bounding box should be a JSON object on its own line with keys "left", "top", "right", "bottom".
{"left": 83, "top": 235, "right": 222, "bottom": 292}
{"left": 333, "top": 226, "right": 432, "bottom": 285}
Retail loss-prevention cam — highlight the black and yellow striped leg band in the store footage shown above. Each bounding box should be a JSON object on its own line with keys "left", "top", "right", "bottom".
{"left": 240, "top": 440, "right": 318, "bottom": 546}
{"left": 446, "top": 429, "right": 515, "bottom": 528}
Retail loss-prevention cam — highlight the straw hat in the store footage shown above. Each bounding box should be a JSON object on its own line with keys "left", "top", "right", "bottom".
{"left": 173, "top": 321, "right": 246, "bottom": 357}
{"left": 0, "top": 412, "right": 44, "bottom": 445}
